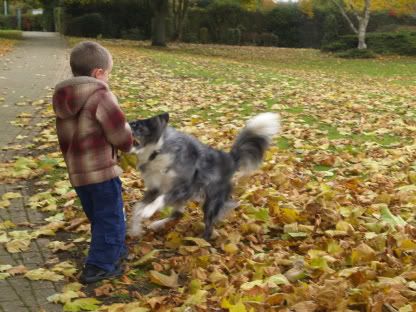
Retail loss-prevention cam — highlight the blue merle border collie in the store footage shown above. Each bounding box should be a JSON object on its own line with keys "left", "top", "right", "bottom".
{"left": 128, "top": 112, "right": 280, "bottom": 240}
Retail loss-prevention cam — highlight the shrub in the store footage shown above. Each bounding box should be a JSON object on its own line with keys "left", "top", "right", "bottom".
{"left": 182, "top": 31, "right": 199, "bottom": 43}
{"left": 0, "top": 16, "right": 17, "bottom": 30}
{"left": 62, "top": 0, "right": 152, "bottom": 39}
{"left": 322, "top": 31, "right": 416, "bottom": 56}
{"left": 241, "top": 32, "right": 257, "bottom": 45}
{"left": 265, "top": 4, "right": 302, "bottom": 47}
{"left": 0, "top": 30, "right": 23, "bottom": 40}
{"left": 367, "top": 31, "right": 416, "bottom": 55}
{"left": 54, "top": 7, "right": 66, "bottom": 34}
{"left": 199, "top": 27, "right": 210, "bottom": 43}
{"left": 337, "top": 48, "right": 377, "bottom": 59}
{"left": 321, "top": 39, "right": 353, "bottom": 52}
{"left": 376, "top": 24, "right": 400, "bottom": 33}
{"left": 256, "top": 32, "right": 279, "bottom": 47}
{"left": 224, "top": 28, "right": 241, "bottom": 45}
{"left": 121, "top": 28, "right": 146, "bottom": 41}
{"left": 22, "top": 15, "right": 43, "bottom": 31}
{"left": 65, "top": 13, "right": 105, "bottom": 38}
{"left": 321, "top": 14, "right": 340, "bottom": 46}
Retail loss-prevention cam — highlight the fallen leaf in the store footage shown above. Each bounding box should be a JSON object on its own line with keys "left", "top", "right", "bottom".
{"left": 63, "top": 298, "right": 101, "bottom": 312}
{"left": 184, "top": 236, "right": 211, "bottom": 247}
{"left": 149, "top": 270, "right": 179, "bottom": 288}
{"left": 25, "top": 268, "right": 64, "bottom": 282}
{"left": 7, "top": 265, "right": 27, "bottom": 276}
{"left": 2, "top": 192, "right": 22, "bottom": 200}
{"left": 47, "top": 290, "right": 80, "bottom": 304}
{"left": 94, "top": 283, "right": 115, "bottom": 297}
{"left": 6, "top": 239, "right": 31, "bottom": 253}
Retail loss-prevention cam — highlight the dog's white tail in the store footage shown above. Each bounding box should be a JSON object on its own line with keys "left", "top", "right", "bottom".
{"left": 230, "top": 112, "right": 280, "bottom": 173}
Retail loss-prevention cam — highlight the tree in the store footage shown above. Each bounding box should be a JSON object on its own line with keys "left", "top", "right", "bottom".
{"left": 155, "top": 0, "right": 259, "bottom": 45}
{"left": 172, "top": 0, "right": 196, "bottom": 41}
{"left": 150, "top": 0, "right": 169, "bottom": 46}
{"left": 300, "top": 0, "right": 416, "bottom": 49}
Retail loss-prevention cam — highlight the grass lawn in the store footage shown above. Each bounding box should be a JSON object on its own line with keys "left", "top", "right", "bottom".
{"left": 17, "top": 39, "right": 416, "bottom": 310}
{"left": 0, "top": 29, "right": 23, "bottom": 40}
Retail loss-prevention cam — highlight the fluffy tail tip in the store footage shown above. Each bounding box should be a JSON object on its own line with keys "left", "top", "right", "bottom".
{"left": 246, "top": 112, "right": 281, "bottom": 139}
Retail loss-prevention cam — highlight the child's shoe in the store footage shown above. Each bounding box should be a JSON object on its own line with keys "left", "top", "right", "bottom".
{"left": 79, "top": 263, "right": 124, "bottom": 284}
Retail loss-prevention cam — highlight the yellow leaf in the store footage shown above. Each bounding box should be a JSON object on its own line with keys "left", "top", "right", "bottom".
{"left": 149, "top": 270, "right": 179, "bottom": 288}
{"left": 0, "top": 200, "right": 10, "bottom": 209}
{"left": 184, "top": 237, "right": 211, "bottom": 247}
{"left": 351, "top": 243, "right": 376, "bottom": 265}
{"left": 119, "top": 152, "right": 137, "bottom": 171}
{"left": 2, "top": 192, "right": 22, "bottom": 200}
{"left": 182, "top": 289, "right": 208, "bottom": 307}
{"left": 6, "top": 239, "right": 31, "bottom": 253}
{"left": 99, "top": 302, "right": 149, "bottom": 312}
{"left": 209, "top": 270, "right": 227, "bottom": 284}
{"left": 223, "top": 243, "right": 239, "bottom": 255}
{"left": 25, "top": 268, "right": 64, "bottom": 282}
{"left": 165, "top": 231, "right": 183, "bottom": 249}
{"left": 281, "top": 207, "right": 301, "bottom": 224}
{"left": 52, "top": 261, "right": 77, "bottom": 277}
{"left": 47, "top": 290, "right": 80, "bottom": 304}
{"left": 336, "top": 221, "right": 354, "bottom": 232}
{"left": 398, "top": 239, "right": 416, "bottom": 251}
{"left": 221, "top": 299, "right": 247, "bottom": 312}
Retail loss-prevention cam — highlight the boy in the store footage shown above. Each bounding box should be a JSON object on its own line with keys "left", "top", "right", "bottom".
{"left": 52, "top": 41, "right": 133, "bottom": 284}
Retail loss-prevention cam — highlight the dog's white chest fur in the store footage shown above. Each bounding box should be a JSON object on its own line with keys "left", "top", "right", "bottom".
{"left": 134, "top": 138, "right": 176, "bottom": 192}
{"left": 142, "top": 154, "right": 176, "bottom": 191}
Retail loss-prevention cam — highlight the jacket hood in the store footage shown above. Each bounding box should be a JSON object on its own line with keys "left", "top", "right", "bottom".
{"left": 53, "top": 77, "right": 108, "bottom": 119}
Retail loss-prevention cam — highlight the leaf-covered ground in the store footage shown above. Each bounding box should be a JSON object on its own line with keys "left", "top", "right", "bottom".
{"left": 1, "top": 40, "right": 416, "bottom": 312}
{"left": 0, "top": 38, "right": 17, "bottom": 56}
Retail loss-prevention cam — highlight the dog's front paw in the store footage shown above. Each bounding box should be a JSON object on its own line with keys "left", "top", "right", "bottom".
{"left": 140, "top": 196, "right": 165, "bottom": 219}
{"left": 148, "top": 218, "right": 170, "bottom": 232}
{"left": 128, "top": 222, "right": 143, "bottom": 237}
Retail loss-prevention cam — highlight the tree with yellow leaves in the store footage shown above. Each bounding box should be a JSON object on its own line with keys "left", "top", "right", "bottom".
{"left": 300, "top": 0, "right": 416, "bottom": 49}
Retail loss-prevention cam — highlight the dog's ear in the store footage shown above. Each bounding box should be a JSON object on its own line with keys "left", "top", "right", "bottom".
{"left": 159, "top": 113, "right": 169, "bottom": 124}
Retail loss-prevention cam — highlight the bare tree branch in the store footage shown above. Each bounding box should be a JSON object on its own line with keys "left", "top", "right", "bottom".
{"left": 331, "top": 0, "right": 358, "bottom": 34}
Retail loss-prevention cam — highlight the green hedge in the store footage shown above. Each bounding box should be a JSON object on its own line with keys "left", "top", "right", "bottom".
{"left": 62, "top": 0, "right": 152, "bottom": 39}
{"left": 322, "top": 31, "right": 416, "bottom": 56}
{"left": 337, "top": 48, "right": 377, "bottom": 59}
{"left": 66, "top": 13, "right": 105, "bottom": 38}
{"left": 0, "top": 15, "right": 43, "bottom": 31}
{"left": 0, "top": 16, "right": 17, "bottom": 30}
{"left": 0, "top": 30, "right": 23, "bottom": 39}
{"left": 22, "top": 14, "right": 43, "bottom": 31}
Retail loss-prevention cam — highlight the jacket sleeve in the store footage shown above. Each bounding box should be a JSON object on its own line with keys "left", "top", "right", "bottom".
{"left": 95, "top": 90, "right": 133, "bottom": 153}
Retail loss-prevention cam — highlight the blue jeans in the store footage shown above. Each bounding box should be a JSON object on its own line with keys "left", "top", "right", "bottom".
{"left": 75, "top": 177, "right": 126, "bottom": 272}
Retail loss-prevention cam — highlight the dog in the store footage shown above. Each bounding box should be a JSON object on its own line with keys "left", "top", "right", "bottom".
{"left": 128, "top": 112, "right": 280, "bottom": 240}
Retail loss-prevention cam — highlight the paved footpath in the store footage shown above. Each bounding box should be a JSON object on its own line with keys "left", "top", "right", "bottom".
{"left": 0, "top": 32, "right": 70, "bottom": 312}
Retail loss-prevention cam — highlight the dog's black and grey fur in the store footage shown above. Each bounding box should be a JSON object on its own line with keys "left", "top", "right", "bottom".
{"left": 128, "top": 112, "right": 280, "bottom": 240}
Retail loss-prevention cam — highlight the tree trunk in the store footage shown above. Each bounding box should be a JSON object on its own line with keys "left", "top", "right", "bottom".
{"left": 151, "top": 0, "right": 169, "bottom": 47}
{"left": 357, "top": 23, "right": 367, "bottom": 49}
{"left": 357, "top": 0, "right": 371, "bottom": 49}
{"left": 331, "top": 0, "right": 372, "bottom": 50}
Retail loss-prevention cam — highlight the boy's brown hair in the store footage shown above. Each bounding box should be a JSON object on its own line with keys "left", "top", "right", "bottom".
{"left": 70, "top": 41, "right": 112, "bottom": 77}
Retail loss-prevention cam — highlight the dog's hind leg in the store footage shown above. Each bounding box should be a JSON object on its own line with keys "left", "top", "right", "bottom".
{"left": 202, "top": 184, "right": 232, "bottom": 240}
{"left": 148, "top": 204, "right": 185, "bottom": 232}
{"left": 202, "top": 197, "right": 223, "bottom": 240}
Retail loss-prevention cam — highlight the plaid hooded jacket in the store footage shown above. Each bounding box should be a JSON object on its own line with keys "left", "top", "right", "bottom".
{"left": 53, "top": 77, "right": 133, "bottom": 187}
